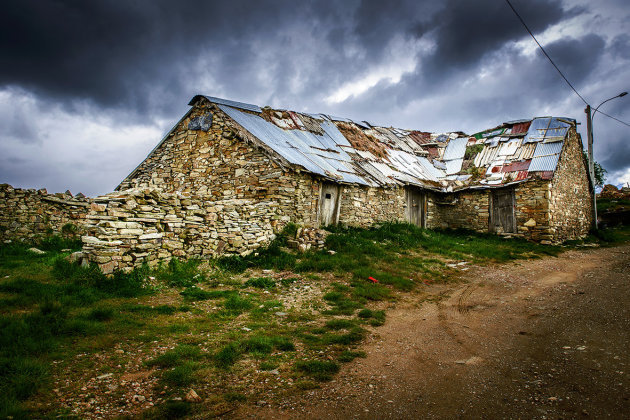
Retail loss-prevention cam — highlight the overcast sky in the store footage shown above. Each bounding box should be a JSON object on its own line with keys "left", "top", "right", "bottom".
{"left": 1, "top": 0, "right": 629, "bottom": 196}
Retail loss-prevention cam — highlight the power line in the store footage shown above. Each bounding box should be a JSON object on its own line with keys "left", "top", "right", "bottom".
{"left": 504, "top": 0, "right": 589, "bottom": 106}
{"left": 596, "top": 110, "right": 630, "bottom": 128}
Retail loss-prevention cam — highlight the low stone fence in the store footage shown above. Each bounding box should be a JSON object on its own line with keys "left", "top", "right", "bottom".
{"left": 0, "top": 183, "right": 91, "bottom": 241}
{"left": 81, "top": 189, "right": 281, "bottom": 273}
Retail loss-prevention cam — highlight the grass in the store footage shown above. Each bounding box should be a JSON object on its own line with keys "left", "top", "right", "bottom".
{"left": 1, "top": 224, "right": 627, "bottom": 417}
{"left": 295, "top": 360, "right": 340, "bottom": 381}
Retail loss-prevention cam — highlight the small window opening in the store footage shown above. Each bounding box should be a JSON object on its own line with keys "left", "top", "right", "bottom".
{"left": 325, "top": 193, "right": 332, "bottom": 199}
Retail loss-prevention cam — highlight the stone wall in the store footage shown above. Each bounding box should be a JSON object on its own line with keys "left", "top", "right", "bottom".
{"left": 514, "top": 180, "right": 552, "bottom": 242}
{"left": 0, "top": 184, "right": 91, "bottom": 241}
{"left": 116, "top": 103, "right": 322, "bottom": 228}
{"left": 426, "top": 190, "right": 490, "bottom": 232}
{"left": 81, "top": 189, "right": 279, "bottom": 273}
{"left": 549, "top": 127, "right": 592, "bottom": 240}
{"left": 337, "top": 185, "right": 406, "bottom": 227}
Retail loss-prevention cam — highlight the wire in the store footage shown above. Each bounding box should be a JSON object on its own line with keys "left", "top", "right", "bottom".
{"left": 504, "top": 0, "right": 589, "bottom": 106}
{"left": 504, "top": 0, "right": 630, "bottom": 129}
{"left": 596, "top": 110, "right": 630, "bottom": 128}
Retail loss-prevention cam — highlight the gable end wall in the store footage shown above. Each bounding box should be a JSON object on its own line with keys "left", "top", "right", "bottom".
{"left": 548, "top": 127, "right": 592, "bottom": 240}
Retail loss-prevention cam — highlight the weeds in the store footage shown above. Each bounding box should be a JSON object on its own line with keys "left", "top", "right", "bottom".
{"left": 295, "top": 360, "right": 340, "bottom": 381}
{"left": 244, "top": 277, "right": 276, "bottom": 289}
{"left": 338, "top": 350, "right": 367, "bottom": 363}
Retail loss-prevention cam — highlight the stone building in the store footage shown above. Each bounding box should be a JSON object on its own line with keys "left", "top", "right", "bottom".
{"left": 118, "top": 95, "right": 592, "bottom": 244}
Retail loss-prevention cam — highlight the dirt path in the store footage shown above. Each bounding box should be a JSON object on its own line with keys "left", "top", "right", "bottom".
{"left": 237, "top": 244, "right": 630, "bottom": 419}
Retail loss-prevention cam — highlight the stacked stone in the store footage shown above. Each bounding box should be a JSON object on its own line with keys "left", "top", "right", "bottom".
{"left": 548, "top": 127, "right": 593, "bottom": 241}
{"left": 337, "top": 185, "right": 406, "bottom": 227}
{"left": 0, "top": 183, "right": 90, "bottom": 241}
{"left": 427, "top": 191, "right": 490, "bottom": 232}
{"left": 80, "top": 189, "right": 279, "bottom": 273}
{"left": 287, "top": 227, "right": 330, "bottom": 252}
{"left": 515, "top": 181, "right": 553, "bottom": 243}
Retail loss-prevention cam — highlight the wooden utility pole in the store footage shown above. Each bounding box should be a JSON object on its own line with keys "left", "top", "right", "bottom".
{"left": 585, "top": 105, "right": 598, "bottom": 229}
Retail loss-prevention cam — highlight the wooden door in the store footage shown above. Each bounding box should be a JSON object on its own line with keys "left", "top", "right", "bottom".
{"left": 490, "top": 188, "right": 516, "bottom": 233}
{"left": 319, "top": 183, "right": 341, "bottom": 227}
{"left": 406, "top": 187, "right": 426, "bottom": 227}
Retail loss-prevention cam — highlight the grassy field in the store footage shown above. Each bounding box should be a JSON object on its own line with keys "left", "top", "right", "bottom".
{"left": 1, "top": 223, "right": 628, "bottom": 418}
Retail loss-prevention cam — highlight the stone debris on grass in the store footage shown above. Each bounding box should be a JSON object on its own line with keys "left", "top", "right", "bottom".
{"left": 185, "top": 389, "right": 202, "bottom": 403}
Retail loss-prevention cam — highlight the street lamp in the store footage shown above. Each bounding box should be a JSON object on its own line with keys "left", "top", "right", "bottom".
{"left": 585, "top": 91, "right": 628, "bottom": 229}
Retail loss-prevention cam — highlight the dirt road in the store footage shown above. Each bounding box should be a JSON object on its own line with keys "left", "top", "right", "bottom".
{"left": 239, "top": 244, "right": 630, "bottom": 419}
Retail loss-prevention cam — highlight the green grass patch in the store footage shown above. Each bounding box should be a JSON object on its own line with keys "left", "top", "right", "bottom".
{"left": 357, "top": 308, "right": 386, "bottom": 326}
{"left": 146, "top": 345, "right": 202, "bottom": 368}
{"left": 295, "top": 360, "right": 340, "bottom": 381}
{"left": 244, "top": 277, "right": 276, "bottom": 289}
{"left": 161, "top": 362, "right": 198, "bottom": 387}
{"left": 156, "top": 258, "right": 204, "bottom": 287}
{"left": 338, "top": 350, "right": 367, "bottom": 363}
{"left": 223, "top": 294, "right": 254, "bottom": 314}
{"left": 180, "top": 287, "right": 236, "bottom": 301}
{"left": 324, "top": 319, "right": 355, "bottom": 330}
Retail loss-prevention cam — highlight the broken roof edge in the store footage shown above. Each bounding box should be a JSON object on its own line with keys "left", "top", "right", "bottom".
{"left": 189, "top": 95, "right": 262, "bottom": 113}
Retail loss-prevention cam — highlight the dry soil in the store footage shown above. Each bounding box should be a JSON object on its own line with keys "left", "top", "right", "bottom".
{"left": 237, "top": 244, "right": 630, "bottom": 419}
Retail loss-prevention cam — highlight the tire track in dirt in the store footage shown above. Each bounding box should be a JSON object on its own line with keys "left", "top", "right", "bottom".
{"left": 237, "top": 244, "right": 630, "bottom": 419}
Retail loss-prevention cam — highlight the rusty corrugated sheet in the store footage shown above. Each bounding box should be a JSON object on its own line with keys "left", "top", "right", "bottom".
{"left": 511, "top": 121, "right": 531, "bottom": 134}
{"left": 201, "top": 96, "right": 573, "bottom": 192}
{"left": 501, "top": 160, "right": 531, "bottom": 173}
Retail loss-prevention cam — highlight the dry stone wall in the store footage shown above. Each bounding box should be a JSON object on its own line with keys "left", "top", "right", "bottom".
{"left": 81, "top": 189, "right": 280, "bottom": 273}
{"left": 514, "top": 180, "right": 552, "bottom": 242}
{"left": 0, "top": 184, "right": 90, "bottom": 241}
{"left": 116, "top": 104, "right": 321, "bottom": 227}
{"left": 337, "top": 185, "right": 406, "bottom": 227}
{"left": 549, "top": 127, "right": 592, "bottom": 240}
{"left": 426, "top": 190, "right": 490, "bottom": 232}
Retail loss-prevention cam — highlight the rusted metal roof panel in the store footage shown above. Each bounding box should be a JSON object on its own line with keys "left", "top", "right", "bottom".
{"left": 510, "top": 121, "right": 531, "bottom": 134}
{"left": 203, "top": 96, "right": 574, "bottom": 191}
{"left": 501, "top": 160, "right": 531, "bottom": 172}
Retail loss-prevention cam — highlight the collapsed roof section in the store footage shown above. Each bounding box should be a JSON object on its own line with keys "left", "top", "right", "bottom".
{"left": 192, "top": 95, "right": 576, "bottom": 192}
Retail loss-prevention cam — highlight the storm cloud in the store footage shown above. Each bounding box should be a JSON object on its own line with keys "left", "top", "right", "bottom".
{"left": 1, "top": 0, "right": 629, "bottom": 195}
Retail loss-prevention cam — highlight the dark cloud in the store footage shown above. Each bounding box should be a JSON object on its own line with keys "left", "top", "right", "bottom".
{"left": 609, "top": 34, "right": 630, "bottom": 60}
{"left": 0, "top": 0, "right": 629, "bottom": 192}
{"left": 420, "top": 0, "right": 566, "bottom": 77}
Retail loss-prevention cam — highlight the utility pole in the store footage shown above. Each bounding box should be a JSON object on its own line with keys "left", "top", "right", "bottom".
{"left": 585, "top": 91, "right": 628, "bottom": 230}
{"left": 585, "top": 105, "right": 598, "bottom": 229}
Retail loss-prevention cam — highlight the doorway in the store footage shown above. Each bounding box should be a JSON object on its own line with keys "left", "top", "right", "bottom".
{"left": 319, "top": 182, "right": 341, "bottom": 227}
{"left": 406, "top": 187, "right": 426, "bottom": 227}
{"left": 490, "top": 188, "right": 516, "bottom": 233}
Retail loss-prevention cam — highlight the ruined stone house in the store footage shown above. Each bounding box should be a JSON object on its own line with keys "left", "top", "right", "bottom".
{"left": 117, "top": 95, "right": 593, "bottom": 245}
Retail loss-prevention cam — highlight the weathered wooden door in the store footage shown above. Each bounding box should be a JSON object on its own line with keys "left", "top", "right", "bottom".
{"left": 319, "top": 183, "right": 341, "bottom": 227}
{"left": 490, "top": 188, "right": 516, "bottom": 233}
{"left": 406, "top": 187, "right": 426, "bottom": 227}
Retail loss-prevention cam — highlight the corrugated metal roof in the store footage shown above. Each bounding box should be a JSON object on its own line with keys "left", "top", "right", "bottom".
{"left": 523, "top": 117, "right": 571, "bottom": 144}
{"left": 501, "top": 160, "right": 531, "bottom": 173}
{"left": 195, "top": 96, "right": 574, "bottom": 191}
{"left": 443, "top": 137, "right": 468, "bottom": 160}
{"left": 445, "top": 158, "right": 463, "bottom": 175}
{"left": 528, "top": 141, "right": 564, "bottom": 172}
